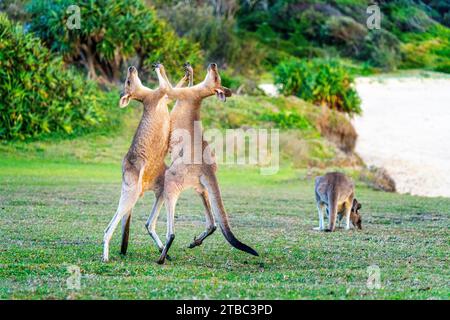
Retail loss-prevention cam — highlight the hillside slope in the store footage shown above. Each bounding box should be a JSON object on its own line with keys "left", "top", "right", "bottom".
{"left": 0, "top": 95, "right": 360, "bottom": 170}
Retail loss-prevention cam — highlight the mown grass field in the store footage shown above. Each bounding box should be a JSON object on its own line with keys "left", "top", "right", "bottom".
{"left": 0, "top": 130, "right": 449, "bottom": 299}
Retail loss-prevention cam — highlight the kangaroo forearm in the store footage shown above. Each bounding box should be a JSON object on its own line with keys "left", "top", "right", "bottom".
{"left": 175, "top": 76, "right": 188, "bottom": 88}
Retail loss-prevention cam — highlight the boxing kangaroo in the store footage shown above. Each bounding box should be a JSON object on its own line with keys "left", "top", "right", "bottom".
{"left": 102, "top": 66, "right": 208, "bottom": 262}
{"left": 144, "top": 62, "right": 213, "bottom": 254}
{"left": 154, "top": 63, "right": 259, "bottom": 264}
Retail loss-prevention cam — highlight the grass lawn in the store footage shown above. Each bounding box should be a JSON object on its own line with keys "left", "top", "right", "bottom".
{"left": 0, "top": 141, "right": 449, "bottom": 299}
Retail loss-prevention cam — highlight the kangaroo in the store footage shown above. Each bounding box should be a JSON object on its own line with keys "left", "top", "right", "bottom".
{"left": 327, "top": 198, "right": 362, "bottom": 230}
{"left": 102, "top": 65, "right": 205, "bottom": 262}
{"left": 314, "top": 172, "right": 362, "bottom": 232}
{"left": 154, "top": 63, "right": 259, "bottom": 264}
{"left": 144, "top": 62, "right": 214, "bottom": 254}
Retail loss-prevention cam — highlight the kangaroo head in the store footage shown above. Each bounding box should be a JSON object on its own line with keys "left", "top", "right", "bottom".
{"left": 350, "top": 198, "right": 362, "bottom": 229}
{"left": 203, "top": 63, "right": 232, "bottom": 102}
{"left": 119, "top": 66, "right": 144, "bottom": 108}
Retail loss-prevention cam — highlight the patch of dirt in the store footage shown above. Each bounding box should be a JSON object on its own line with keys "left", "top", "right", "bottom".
{"left": 360, "top": 166, "right": 396, "bottom": 192}
{"left": 316, "top": 106, "right": 357, "bottom": 154}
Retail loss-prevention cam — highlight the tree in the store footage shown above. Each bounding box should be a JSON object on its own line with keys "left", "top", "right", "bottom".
{"left": 26, "top": 0, "right": 201, "bottom": 84}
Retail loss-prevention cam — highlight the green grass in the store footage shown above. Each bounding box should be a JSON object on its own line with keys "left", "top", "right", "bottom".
{"left": 1, "top": 146, "right": 449, "bottom": 299}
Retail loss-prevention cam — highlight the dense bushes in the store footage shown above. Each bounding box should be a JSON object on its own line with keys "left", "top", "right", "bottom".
{"left": 237, "top": 0, "right": 450, "bottom": 73}
{"left": 274, "top": 59, "right": 361, "bottom": 115}
{"left": 260, "top": 110, "right": 312, "bottom": 130}
{"left": 155, "top": 2, "right": 266, "bottom": 76}
{"left": 26, "top": 0, "right": 201, "bottom": 84}
{"left": 399, "top": 24, "right": 450, "bottom": 73}
{"left": 0, "top": 14, "right": 110, "bottom": 140}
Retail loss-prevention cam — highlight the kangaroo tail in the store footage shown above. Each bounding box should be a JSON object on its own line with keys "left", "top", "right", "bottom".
{"left": 201, "top": 174, "right": 259, "bottom": 256}
{"left": 326, "top": 190, "right": 338, "bottom": 232}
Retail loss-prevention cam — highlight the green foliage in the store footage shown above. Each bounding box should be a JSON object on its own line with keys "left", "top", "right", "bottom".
{"left": 0, "top": 0, "right": 28, "bottom": 22}
{"left": 26, "top": 0, "right": 201, "bottom": 83}
{"left": 201, "top": 95, "right": 315, "bottom": 131}
{"left": 201, "top": 94, "right": 357, "bottom": 157}
{"left": 384, "top": 1, "right": 436, "bottom": 34}
{"left": 237, "top": 0, "right": 450, "bottom": 73}
{"left": 157, "top": 3, "right": 237, "bottom": 64}
{"left": 0, "top": 14, "right": 109, "bottom": 140}
{"left": 220, "top": 72, "right": 241, "bottom": 91}
{"left": 260, "top": 110, "right": 312, "bottom": 130}
{"left": 275, "top": 59, "right": 361, "bottom": 115}
{"left": 324, "top": 16, "right": 367, "bottom": 54}
{"left": 361, "top": 29, "right": 402, "bottom": 70}
{"left": 399, "top": 24, "right": 450, "bottom": 73}
{"left": 155, "top": 2, "right": 266, "bottom": 76}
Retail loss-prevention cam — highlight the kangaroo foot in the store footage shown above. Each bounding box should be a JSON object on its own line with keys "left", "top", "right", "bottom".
{"left": 188, "top": 226, "right": 217, "bottom": 249}
{"left": 157, "top": 234, "right": 175, "bottom": 264}
{"left": 158, "top": 248, "right": 172, "bottom": 261}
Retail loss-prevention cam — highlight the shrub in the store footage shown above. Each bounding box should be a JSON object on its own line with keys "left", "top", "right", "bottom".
{"left": 360, "top": 29, "right": 402, "bottom": 71}
{"left": 26, "top": 0, "right": 201, "bottom": 84}
{"left": 323, "top": 16, "right": 367, "bottom": 57}
{"left": 399, "top": 25, "right": 450, "bottom": 73}
{"left": 260, "top": 110, "right": 312, "bottom": 130}
{"left": 0, "top": 14, "right": 108, "bottom": 140}
{"left": 158, "top": 3, "right": 238, "bottom": 64}
{"left": 385, "top": 1, "right": 436, "bottom": 33}
{"left": 156, "top": 2, "right": 266, "bottom": 76}
{"left": 274, "top": 58, "right": 361, "bottom": 115}
{"left": 0, "top": 0, "right": 28, "bottom": 22}
{"left": 234, "top": 0, "right": 450, "bottom": 73}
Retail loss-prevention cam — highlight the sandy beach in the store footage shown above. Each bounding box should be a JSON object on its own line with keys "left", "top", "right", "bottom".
{"left": 354, "top": 74, "right": 450, "bottom": 197}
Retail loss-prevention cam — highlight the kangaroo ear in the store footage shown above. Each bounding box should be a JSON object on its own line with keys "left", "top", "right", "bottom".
{"left": 223, "top": 86, "right": 232, "bottom": 97}
{"left": 119, "top": 94, "right": 131, "bottom": 108}
{"left": 353, "top": 198, "right": 362, "bottom": 210}
{"left": 215, "top": 88, "right": 226, "bottom": 102}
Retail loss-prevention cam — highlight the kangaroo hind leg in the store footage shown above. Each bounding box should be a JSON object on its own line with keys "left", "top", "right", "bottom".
{"left": 157, "top": 179, "right": 181, "bottom": 264}
{"left": 145, "top": 193, "right": 164, "bottom": 251}
{"left": 103, "top": 166, "right": 143, "bottom": 262}
{"left": 120, "top": 209, "right": 132, "bottom": 255}
{"left": 189, "top": 190, "right": 217, "bottom": 249}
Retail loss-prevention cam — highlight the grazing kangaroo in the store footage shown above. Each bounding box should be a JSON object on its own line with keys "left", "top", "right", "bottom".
{"left": 102, "top": 65, "right": 199, "bottom": 262}
{"left": 154, "top": 63, "right": 259, "bottom": 264}
{"left": 314, "top": 172, "right": 362, "bottom": 232}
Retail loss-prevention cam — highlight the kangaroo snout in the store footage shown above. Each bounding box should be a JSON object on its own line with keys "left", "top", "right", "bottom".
{"left": 152, "top": 62, "right": 162, "bottom": 70}
{"left": 128, "top": 66, "right": 137, "bottom": 74}
{"left": 208, "top": 63, "right": 217, "bottom": 70}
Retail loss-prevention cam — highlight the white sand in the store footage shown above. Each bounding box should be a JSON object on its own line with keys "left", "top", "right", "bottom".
{"left": 354, "top": 75, "right": 450, "bottom": 197}
{"left": 259, "top": 83, "right": 279, "bottom": 97}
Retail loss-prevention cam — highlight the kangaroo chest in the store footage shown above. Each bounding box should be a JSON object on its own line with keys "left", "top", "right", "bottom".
{"left": 127, "top": 105, "right": 170, "bottom": 192}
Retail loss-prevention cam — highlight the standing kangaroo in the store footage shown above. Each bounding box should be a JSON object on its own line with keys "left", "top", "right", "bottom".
{"left": 102, "top": 65, "right": 204, "bottom": 262}
{"left": 144, "top": 62, "right": 214, "bottom": 253}
{"left": 314, "top": 172, "right": 362, "bottom": 232}
{"left": 154, "top": 63, "right": 259, "bottom": 264}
